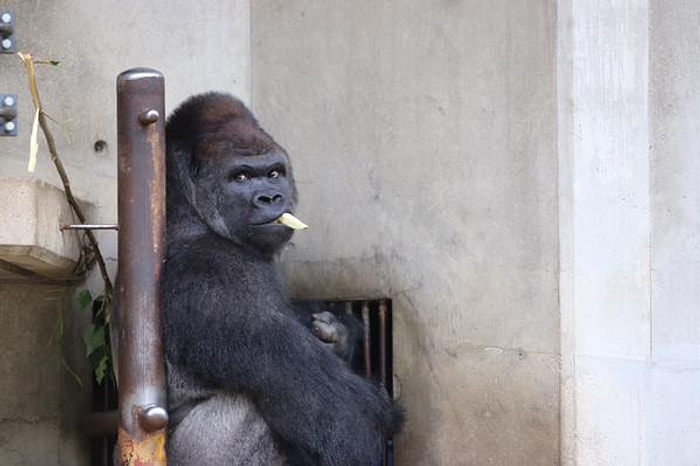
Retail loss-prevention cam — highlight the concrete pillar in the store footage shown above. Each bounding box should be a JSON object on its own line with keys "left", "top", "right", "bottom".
{"left": 560, "top": 1, "right": 700, "bottom": 463}
{"left": 558, "top": 0, "right": 651, "bottom": 464}
{"left": 559, "top": 0, "right": 652, "bottom": 463}
{"left": 648, "top": 1, "right": 700, "bottom": 463}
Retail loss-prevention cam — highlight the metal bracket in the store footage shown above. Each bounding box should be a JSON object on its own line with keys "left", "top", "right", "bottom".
{"left": 1, "top": 94, "right": 17, "bottom": 136}
{"left": 1, "top": 11, "right": 16, "bottom": 53}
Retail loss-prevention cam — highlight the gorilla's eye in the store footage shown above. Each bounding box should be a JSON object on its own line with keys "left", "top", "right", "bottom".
{"left": 268, "top": 169, "right": 281, "bottom": 179}
{"left": 229, "top": 171, "right": 249, "bottom": 182}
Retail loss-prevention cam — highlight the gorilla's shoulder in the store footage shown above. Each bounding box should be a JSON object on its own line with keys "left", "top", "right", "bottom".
{"left": 166, "top": 237, "right": 247, "bottom": 276}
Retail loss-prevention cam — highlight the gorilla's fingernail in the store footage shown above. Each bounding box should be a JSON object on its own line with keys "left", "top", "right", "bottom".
{"left": 276, "top": 213, "right": 308, "bottom": 230}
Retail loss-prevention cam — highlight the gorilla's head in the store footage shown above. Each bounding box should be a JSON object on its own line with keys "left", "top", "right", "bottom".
{"left": 166, "top": 93, "right": 299, "bottom": 257}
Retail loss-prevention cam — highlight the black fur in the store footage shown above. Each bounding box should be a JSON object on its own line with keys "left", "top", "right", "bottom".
{"left": 163, "top": 93, "right": 403, "bottom": 465}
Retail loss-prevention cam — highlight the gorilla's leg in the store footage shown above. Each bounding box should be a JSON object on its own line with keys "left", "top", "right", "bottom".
{"left": 168, "top": 395, "right": 287, "bottom": 466}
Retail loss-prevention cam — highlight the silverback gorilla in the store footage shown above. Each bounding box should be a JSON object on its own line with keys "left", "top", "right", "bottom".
{"left": 163, "top": 93, "right": 403, "bottom": 465}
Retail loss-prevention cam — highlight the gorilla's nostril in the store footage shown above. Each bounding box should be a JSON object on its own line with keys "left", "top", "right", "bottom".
{"left": 258, "top": 194, "right": 282, "bottom": 205}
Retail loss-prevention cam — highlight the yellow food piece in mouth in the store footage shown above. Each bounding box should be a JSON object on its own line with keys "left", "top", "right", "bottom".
{"left": 275, "top": 213, "right": 309, "bottom": 230}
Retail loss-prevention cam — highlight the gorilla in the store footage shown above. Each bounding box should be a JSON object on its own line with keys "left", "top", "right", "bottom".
{"left": 162, "top": 93, "right": 403, "bottom": 466}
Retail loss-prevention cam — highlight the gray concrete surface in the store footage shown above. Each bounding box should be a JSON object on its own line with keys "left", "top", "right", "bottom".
{"left": 0, "top": 285, "right": 91, "bottom": 466}
{"left": 558, "top": 2, "right": 651, "bottom": 464}
{"left": 0, "top": 179, "right": 87, "bottom": 281}
{"left": 559, "top": 0, "right": 700, "bottom": 464}
{"left": 648, "top": 0, "right": 700, "bottom": 463}
{"left": 252, "top": 2, "right": 559, "bottom": 464}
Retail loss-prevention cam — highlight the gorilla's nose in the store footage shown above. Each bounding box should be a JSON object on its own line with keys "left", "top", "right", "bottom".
{"left": 255, "top": 193, "right": 284, "bottom": 206}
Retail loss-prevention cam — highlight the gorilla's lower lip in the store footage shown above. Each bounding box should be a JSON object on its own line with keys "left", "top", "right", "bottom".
{"left": 251, "top": 221, "right": 286, "bottom": 227}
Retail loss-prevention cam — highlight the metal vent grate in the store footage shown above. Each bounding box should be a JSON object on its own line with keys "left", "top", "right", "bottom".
{"left": 319, "top": 299, "right": 395, "bottom": 393}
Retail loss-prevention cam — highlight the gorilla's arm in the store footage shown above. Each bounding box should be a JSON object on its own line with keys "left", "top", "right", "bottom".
{"left": 164, "top": 247, "right": 402, "bottom": 465}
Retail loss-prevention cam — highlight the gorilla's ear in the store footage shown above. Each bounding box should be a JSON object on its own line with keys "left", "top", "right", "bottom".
{"left": 189, "top": 157, "right": 200, "bottom": 178}
{"left": 167, "top": 144, "right": 199, "bottom": 205}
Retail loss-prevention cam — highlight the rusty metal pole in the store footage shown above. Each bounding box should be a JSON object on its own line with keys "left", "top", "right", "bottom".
{"left": 116, "top": 68, "right": 168, "bottom": 465}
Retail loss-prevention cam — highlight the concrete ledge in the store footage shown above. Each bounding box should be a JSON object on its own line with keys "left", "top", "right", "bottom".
{"left": 0, "top": 179, "right": 90, "bottom": 283}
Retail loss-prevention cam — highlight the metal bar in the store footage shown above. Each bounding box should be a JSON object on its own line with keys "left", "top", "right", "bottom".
{"left": 61, "top": 224, "right": 119, "bottom": 231}
{"left": 116, "top": 68, "right": 168, "bottom": 465}
{"left": 361, "top": 301, "right": 372, "bottom": 379}
{"left": 378, "top": 300, "right": 388, "bottom": 388}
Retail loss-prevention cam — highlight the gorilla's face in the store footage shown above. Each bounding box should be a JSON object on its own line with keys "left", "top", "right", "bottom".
{"left": 192, "top": 146, "right": 296, "bottom": 256}
{"left": 165, "top": 93, "right": 301, "bottom": 257}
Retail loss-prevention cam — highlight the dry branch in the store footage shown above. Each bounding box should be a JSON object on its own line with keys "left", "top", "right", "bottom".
{"left": 17, "top": 52, "right": 113, "bottom": 297}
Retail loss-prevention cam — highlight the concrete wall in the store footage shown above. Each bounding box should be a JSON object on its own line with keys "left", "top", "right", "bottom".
{"left": 252, "top": 2, "right": 560, "bottom": 464}
{"left": 0, "top": 286, "right": 91, "bottom": 465}
{"left": 0, "top": 1, "right": 250, "bottom": 464}
{"left": 558, "top": 2, "right": 652, "bottom": 464}
{"left": 648, "top": 0, "right": 700, "bottom": 463}
{"left": 558, "top": 1, "right": 700, "bottom": 464}
{"left": 0, "top": 0, "right": 251, "bottom": 255}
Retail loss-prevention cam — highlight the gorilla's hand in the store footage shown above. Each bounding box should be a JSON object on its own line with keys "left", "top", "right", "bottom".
{"left": 311, "top": 311, "right": 350, "bottom": 357}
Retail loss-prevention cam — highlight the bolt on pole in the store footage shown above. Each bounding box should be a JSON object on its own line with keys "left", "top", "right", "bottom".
{"left": 116, "top": 68, "right": 168, "bottom": 465}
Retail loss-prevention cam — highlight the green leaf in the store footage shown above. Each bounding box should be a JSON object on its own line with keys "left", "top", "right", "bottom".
{"left": 82, "top": 324, "right": 105, "bottom": 357}
{"left": 95, "top": 296, "right": 111, "bottom": 321}
{"left": 77, "top": 289, "right": 93, "bottom": 310}
{"left": 94, "top": 355, "right": 109, "bottom": 385}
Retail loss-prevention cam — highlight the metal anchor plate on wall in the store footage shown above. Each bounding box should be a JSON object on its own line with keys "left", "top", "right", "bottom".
{"left": 1, "top": 94, "right": 17, "bottom": 137}
{"left": 1, "top": 11, "right": 18, "bottom": 136}
{"left": 1, "top": 10, "right": 15, "bottom": 53}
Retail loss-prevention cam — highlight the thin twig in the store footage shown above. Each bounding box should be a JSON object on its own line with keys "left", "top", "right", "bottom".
{"left": 17, "top": 53, "right": 113, "bottom": 298}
